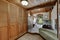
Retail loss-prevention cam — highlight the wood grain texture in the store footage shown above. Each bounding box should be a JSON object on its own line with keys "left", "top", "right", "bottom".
{"left": 0, "top": 1, "right": 8, "bottom": 40}
{"left": 0, "top": 26, "right": 8, "bottom": 40}
{"left": 0, "top": 0, "right": 8, "bottom": 27}
{"left": 8, "top": 2, "right": 27, "bottom": 40}
{"left": 0, "top": 0, "right": 28, "bottom": 40}
{"left": 9, "top": 25, "right": 19, "bottom": 38}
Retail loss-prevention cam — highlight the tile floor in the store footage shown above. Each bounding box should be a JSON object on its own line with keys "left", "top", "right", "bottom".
{"left": 17, "top": 33, "right": 44, "bottom": 40}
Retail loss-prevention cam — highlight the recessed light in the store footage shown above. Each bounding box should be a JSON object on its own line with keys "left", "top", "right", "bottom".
{"left": 21, "top": 0, "right": 28, "bottom": 6}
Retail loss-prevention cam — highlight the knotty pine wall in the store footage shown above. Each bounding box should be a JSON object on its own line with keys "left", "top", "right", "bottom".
{"left": 0, "top": 0, "right": 28, "bottom": 40}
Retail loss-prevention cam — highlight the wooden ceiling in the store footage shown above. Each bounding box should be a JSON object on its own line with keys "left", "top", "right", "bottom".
{"left": 27, "top": 1, "right": 56, "bottom": 10}
{"left": 29, "top": 7, "right": 52, "bottom": 14}
{"left": 3, "top": 0, "right": 56, "bottom": 14}
{"left": 6, "top": 0, "right": 56, "bottom": 9}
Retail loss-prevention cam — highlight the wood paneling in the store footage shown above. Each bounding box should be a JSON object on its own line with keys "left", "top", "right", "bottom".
{"left": 0, "top": 26, "right": 8, "bottom": 40}
{"left": 9, "top": 25, "right": 19, "bottom": 38}
{"left": 22, "top": 9, "right": 28, "bottom": 33}
{"left": 18, "top": 7, "right": 28, "bottom": 34}
{"left": 8, "top": 3, "right": 19, "bottom": 39}
{"left": 23, "top": 23, "right": 28, "bottom": 32}
{"left": 0, "top": 0, "right": 8, "bottom": 27}
{"left": 18, "top": 7, "right": 23, "bottom": 34}
{"left": 8, "top": 3, "right": 18, "bottom": 25}
{"left": 0, "top": 1, "right": 8, "bottom": 40}
{"left": 0, "top": 0, "right": 28, "bottom": 40}
{"left": 8, "top": 2, "right": 27, "bottom": 40}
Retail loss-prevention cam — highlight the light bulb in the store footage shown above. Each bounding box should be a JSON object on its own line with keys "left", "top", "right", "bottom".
{"left": 21, "top": 1, "right": 28, "bottom": 6}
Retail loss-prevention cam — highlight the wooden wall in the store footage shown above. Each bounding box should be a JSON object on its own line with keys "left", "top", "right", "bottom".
{"left": 0, "top": 0, "right": 28, "bottom": 40}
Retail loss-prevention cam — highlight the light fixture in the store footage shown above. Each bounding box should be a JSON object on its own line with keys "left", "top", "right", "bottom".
{"left": 21, "top": 0, "right": 28, "bottom": 6}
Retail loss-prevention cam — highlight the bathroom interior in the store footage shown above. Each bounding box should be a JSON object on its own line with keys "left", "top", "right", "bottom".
{"left": 27, "top": 0, "right": 58, "bottom": 40}
{"left": 0, "top": 0, "right": 59, "bottom": 40}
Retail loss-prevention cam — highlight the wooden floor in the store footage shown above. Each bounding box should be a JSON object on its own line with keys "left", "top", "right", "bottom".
{"left": 17, "top": 33, "right": 44, "bottom": 40}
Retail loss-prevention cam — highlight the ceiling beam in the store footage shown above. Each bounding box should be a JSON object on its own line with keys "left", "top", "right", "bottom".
{"left": 27, "top": 1, "right": 56, "bottom": 10}
{"left": 30, "top": 7, "right": 52, "bottom": 14}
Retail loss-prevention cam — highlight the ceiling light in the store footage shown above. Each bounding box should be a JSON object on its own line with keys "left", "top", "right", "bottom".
{"left": 21, "top": 0, "right": 28, "bottom": 6}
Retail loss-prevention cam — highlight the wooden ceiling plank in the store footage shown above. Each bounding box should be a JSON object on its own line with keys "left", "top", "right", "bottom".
{"left": 27, "top": 1, "right": 56, "bottom": 10}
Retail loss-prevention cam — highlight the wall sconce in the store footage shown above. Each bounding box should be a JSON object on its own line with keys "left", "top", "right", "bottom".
{"left": 21, "top": 0, "right": 28, "bottom": 6}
